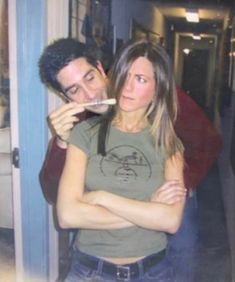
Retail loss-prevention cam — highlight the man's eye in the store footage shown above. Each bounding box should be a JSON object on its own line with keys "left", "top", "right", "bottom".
{"left": 68, "top": 86, "right": 79, "bottom": 95}
{"left": 86, "top": 74, "right": 95, "bottom": 82}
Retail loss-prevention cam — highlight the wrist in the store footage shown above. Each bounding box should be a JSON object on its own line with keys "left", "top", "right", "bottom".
{"left": 56, "top": 136, "right": 68, "bottom": 149}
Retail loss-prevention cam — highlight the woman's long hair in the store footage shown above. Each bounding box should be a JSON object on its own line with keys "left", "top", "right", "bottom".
{"left": 98, "top": 39, "right": 183, "bottom": 157}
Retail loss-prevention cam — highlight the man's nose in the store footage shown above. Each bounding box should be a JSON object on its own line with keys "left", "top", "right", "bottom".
{"left": 82, "top": 84, "right": 97, "bottom": 100}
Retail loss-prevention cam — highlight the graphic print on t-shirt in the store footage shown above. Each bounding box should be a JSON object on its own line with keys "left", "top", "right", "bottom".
{"left": 100, "top": 145, "right": 152, "bottom": 184}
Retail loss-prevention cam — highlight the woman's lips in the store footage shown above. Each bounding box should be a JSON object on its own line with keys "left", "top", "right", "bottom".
{"left": 121, "top": 95, "right": 134, "bottom": 101}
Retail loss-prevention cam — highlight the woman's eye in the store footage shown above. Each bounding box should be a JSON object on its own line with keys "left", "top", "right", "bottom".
{"left": 137, "top": 76, "right": 146, "bottom": 83}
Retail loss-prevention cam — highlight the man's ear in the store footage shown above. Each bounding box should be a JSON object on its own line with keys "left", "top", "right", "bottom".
{"left": 96, "top": 60, "right": 107, "bottom": 78}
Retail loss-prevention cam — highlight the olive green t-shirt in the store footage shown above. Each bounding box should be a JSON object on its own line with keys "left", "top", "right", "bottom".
{"left": 68, "top": 117, "right": 167, "bottom": 258}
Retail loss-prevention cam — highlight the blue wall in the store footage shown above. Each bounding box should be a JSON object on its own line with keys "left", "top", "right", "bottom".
{"left": 16, "top": 0, "right": 49, "bottom": 280}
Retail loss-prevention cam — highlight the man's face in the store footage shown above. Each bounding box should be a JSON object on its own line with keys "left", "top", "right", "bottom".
{"left": 56, "top": 57, "right": 108, "bottom": 113}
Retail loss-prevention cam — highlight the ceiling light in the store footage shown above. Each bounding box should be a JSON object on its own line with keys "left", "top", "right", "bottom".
{"left": 185, "top": 9, "right": 199, "bottom": 23}
{"left": 183, "top": 49, "right": 191, "bottom": 55}
{"left": 192, "top": 34, "right": 201, "bottom": 40}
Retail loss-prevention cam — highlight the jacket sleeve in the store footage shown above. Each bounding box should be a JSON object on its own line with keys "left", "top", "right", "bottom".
{"left": 39, "top": 137, "right": 66, "bottom": 205}
{"left": 175, "top": 87, "right": 223, "bottom": 190}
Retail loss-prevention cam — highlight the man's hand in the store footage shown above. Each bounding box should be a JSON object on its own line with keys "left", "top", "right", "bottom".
{"left": 48, "top": 102, "right": 85, "bottom": 148}
{"left": 151, "top": 180, "right": 186, "bottom": 205}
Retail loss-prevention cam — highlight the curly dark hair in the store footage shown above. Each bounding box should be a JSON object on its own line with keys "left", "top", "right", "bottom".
{"left": 38, "top": 38, "right": 99, "bottom": 92}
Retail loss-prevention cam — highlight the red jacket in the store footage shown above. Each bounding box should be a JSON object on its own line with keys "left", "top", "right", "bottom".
{"left": 175, "top": 87, "right": 222, "bottom": 190}
{"left": 39, "top": 88, "right": 223, "bottom": 204}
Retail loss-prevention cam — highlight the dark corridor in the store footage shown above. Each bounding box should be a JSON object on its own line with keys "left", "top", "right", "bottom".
{"left": 182, "top": 49, "right": 209, "bottom": 110}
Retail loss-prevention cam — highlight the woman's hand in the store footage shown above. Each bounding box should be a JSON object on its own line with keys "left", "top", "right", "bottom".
{"left": 151, "top": 180, "right": 186, "bottom": 205}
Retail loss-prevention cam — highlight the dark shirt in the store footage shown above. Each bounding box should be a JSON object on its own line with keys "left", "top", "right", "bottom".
{"left": 39, "top": 88, "right": 223, "bottom": 204}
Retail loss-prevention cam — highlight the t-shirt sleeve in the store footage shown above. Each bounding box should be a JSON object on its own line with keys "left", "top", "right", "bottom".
{"left": 68, "top": 121, "right": 91, "bottom": 155}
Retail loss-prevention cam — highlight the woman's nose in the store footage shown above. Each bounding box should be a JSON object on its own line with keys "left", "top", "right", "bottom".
{"left": 124, "top": 76, "right": 133, "bottom": 91}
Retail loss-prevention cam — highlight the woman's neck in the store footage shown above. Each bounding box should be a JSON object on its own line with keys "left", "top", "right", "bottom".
{"left": 112, "top": 112, "right": 148, "bottom": 133}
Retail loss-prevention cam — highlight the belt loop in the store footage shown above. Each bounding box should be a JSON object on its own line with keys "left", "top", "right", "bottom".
{"left": 97, "top": 258, "right": 104, "bottom": 275}
{"left": 137, "top": 259, "right": 144, "bottom": 277}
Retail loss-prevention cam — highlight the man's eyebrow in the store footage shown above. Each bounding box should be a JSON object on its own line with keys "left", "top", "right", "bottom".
{"left": 83, "top": 69, "right": 95, "bottom": 79}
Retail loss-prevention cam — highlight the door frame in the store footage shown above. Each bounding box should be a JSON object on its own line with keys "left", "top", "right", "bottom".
{"left": 8, "top": 0, "right": 24, "bottom": 280}
{"left": 9, "top": 0, "right": 69, "bottom": 281}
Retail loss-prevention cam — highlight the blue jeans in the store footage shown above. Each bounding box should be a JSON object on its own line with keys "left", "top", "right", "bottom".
{"left": 65, "top": 249, "right": 175, "bottom": 282}
{"left": 167, "top": 191, "right": 198, "bottom": 282}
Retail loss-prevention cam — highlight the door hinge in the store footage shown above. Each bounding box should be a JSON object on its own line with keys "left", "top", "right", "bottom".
{"left": 12, "top": 147, "right": 20, "bottom": 168}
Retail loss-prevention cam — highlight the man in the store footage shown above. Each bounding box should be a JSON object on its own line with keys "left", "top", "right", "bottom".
{"left": 38, "top": 38, "right": 222, "bottom": 282}
{"left": 39, "top": 38, "right": 109, "bottom": 204}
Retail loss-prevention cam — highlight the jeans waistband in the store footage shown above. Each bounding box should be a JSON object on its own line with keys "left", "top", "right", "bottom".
{"left": 74, "top": 249, "right": 166, "bottom": 281}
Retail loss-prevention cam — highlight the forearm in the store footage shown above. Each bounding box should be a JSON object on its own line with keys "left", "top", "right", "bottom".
{"left": 57, "top": 198, "right": 133, "bottom": 230}
{"left": 96, "top": 192, "right": 185, "bottom": 234}
{"left": 82, "top": 153, "right": 185, "bottom": 233}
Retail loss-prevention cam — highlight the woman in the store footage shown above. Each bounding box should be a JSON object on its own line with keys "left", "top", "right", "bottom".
{"left": 57, "top": 39, "right": 186, "bottom": 281}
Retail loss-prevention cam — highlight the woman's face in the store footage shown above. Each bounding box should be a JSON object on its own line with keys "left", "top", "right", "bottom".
{"left": 118, "top": 56, "right": 156, "bottom": 113}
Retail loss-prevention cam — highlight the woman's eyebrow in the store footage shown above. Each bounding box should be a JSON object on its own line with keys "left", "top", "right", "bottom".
{"left": 135, "top": 73, "right": 153, "bottom": 79}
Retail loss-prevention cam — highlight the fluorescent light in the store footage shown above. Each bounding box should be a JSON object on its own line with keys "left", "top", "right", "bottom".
{"left": 185, "top": 9, "right": 199, "bottom": 23}
{"left": 192, "top": 34, "right": 201, "bottom": 40}
{"left": 183, "top": 49, "right": 191, "bottom": 55}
